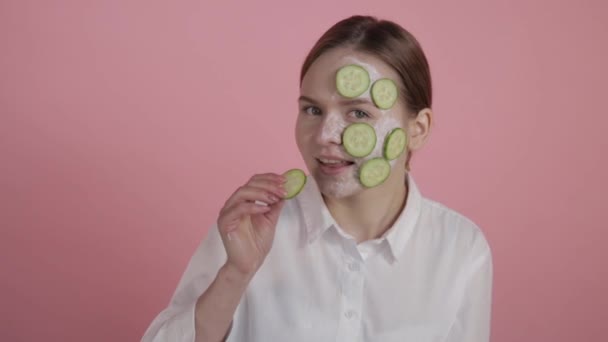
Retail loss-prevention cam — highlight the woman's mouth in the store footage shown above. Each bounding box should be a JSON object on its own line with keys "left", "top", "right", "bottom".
{"left": 316, "top": 158, "right": 355, "bottom": 175}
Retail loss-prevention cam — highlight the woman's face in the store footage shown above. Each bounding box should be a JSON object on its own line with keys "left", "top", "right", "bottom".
{"left": 296, "top": 47, "right": 410, "bottom": 199}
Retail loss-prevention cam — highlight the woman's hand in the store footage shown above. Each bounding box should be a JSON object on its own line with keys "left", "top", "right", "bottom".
{"left": 216, "top": 173, "right": 287, "bottom": 281}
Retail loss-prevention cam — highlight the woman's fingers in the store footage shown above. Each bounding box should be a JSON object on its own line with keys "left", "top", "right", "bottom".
{"left": 217, "top": 173, "right": 289, "bottom": 235}
{"left": 222, "top": 186, "right": 278, "bottom": 210}
{"left": 223, "top": 179, "right": 287, "bottom": 210}
{"left": 263, "top": 199, "right": 286, "bottom": 225}
{"left": 249, "top": 179, "right": 288, "bottom": 199}
{"left": 218, "top": 202, "right": 272, "bottom": 234}
{"left": 251, "top": 173, "right": 286, "bottom": 183}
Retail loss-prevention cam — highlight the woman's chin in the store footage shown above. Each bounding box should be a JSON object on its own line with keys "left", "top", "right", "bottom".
{"left": 313, "top": 173, "right": 363, "bottom": 200}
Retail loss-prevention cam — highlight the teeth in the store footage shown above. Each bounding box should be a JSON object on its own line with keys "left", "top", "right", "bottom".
{"left": 319, "top": 158, "right": 346, "bottom": 164}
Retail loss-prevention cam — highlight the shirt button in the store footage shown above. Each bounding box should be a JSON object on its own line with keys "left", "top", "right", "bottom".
{"left": 344, "top": 310, "right": 357, "bottom": 319}
{"left": 348, "top": 263, "right": 360, "bottom": 272}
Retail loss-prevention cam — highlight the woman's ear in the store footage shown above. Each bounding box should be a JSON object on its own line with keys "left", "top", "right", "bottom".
{"left": 408, "top": 108, "right": 433, "bottom": 152}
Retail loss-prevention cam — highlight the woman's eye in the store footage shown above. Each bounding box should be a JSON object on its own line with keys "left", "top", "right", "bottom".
{"left": 305, "top": 106, "right": 322, "bottom": 116}
{"left": 351, "top": 110, "right": 370, "bottom": 119}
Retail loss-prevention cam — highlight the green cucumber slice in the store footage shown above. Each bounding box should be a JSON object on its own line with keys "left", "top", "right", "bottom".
{"left": 342, "top": 123, "right": 376, "bottom": 158}
{"left": 383, "top": 128, "right": 408, "bottom": 160}
{"left": 336, "top": 64, "right": 371, "bottom": 98}
{"left": 359, "top": 158, "right": 391, "bottom": 188}
{"left": 371, "top": 78, "right": 398, "bottom": 109}
{"left": 283, "top": 169, "right": 307, "bottom": 199}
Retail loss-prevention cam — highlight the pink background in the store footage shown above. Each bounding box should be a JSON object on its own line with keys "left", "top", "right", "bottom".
{"left": 1, "top": 0, "right": 606, "bottom": 341}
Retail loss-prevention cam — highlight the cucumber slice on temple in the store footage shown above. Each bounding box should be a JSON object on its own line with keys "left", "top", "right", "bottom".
{"left": 383, "top": 128, "right": 408, "bottom": 160}
{"left": 336, "top": 64, "right": 371, "bottom": 98}
{"left": 359, "top": 158, "right": 391, "bottom": 188}
{"left": 371, "top": 78, "right": 398, "bottom": 109}
{"left": 342, "top": 123, "right": 376, "bottom": 158}
{"left": 283, "top": 169, "right": 307, "bottom": 199}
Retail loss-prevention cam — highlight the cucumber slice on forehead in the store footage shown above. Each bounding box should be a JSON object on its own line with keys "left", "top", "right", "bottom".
{"left": 371, "top": 78, "right": 398, "bottom": 109}
{"left": 359, "top": 158, "right": 391, "bottom": 188}
{"left": 383, "top": 128, "right": 408, "bottom": 160}
{"left": 342, "top": 123, "right": 376, "bottom": 158}
{"left": 283, "top": 169, "right": 307, "bottom": 199}
{"left": 336, "top": 64, "right": 371, "bottom": 98}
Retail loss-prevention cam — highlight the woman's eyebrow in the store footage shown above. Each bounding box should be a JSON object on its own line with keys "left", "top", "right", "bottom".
{"left": 339, "top": 98, "right": 374, "bottom": 106}
{"left": 298, "top": 96, "right": 374, "bottom": 107}
{"left": 298, "top": 95, "right": 318, "bottom": 104}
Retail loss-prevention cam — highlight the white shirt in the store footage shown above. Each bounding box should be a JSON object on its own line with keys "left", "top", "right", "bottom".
{"left": 142, "top": 174, "right": 493, "bottom": 342}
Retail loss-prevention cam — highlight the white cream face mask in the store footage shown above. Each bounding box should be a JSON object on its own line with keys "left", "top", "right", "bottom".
{"left": 318, "top": 58, "right": 407, "bottom": 199}
{"left": 318, "top": 109, "right": 349, "bottom": 146}
{"left": 322, "top": 117, "right": 403, "bottom": 198}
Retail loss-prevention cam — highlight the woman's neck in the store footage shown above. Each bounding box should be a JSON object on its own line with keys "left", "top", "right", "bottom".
{"left": 323, "top": 175, "right": 408, "bottom": 244}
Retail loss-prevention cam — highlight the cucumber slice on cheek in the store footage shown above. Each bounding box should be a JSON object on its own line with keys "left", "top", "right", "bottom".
{"left": 343, "top": 123, "right": 376, "bottom": 158}
{"left": 283, "top": 169, "right": 307, "bottom": 199}
{"left": 336, "top": 65, "right": 371, "bottom": 98}
{"left": 371, "top": 78, "right": 398, "bottom": 110}
{"left": 359, "top": 158, "right": 391, "bottom": 188}
{"left": 340, "top": 123, "right": 397, "bottom": 188}
{"left": 383, "top": 128, "right": 408, "bottom": 161}
{"left": 331, "top": 64, "right": 402, "bottom": 188}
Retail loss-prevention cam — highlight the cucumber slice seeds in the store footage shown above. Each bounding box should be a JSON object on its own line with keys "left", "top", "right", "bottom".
{"left": 283, "top": 169, "right": 307, "bottom": 199}
{"left": 336, "top": 64, "right": 371, "bottom": 98}
{"left": 383, "top": 128, "right": 408, "bottom": 160}
{"left": 359, "top": 158, "right": 391, "bottom": 188}
{"left": 343, "top": 123, "right": 376, "bottom": 158}
{"left": 371, "top": 78, "right": 398, "bottom": 109}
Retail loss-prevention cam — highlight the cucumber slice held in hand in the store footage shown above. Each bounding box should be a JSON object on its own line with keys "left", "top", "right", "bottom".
{"left": 371, "top": 78, "right": 398, "bottom": 109}
{"left": 336, "top": 64, "right": 371, "bottom": 98}
{"left": 383, "top": 128, "right": 408, "bottom": 160}
{"left": 282, "top": 169, "right": 307, "bottom": 199}
{"left": 359, "top": 158, "right": 391, "bottom": 188}
{"left": 342, "top": 123, "right": 377, "bottom": 158}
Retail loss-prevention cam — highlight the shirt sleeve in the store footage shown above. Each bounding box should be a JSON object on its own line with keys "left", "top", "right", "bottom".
{"left": 141, "top": 225, "right": 228, "bottom": 342}
{"left": 445, "top": 228, "right": 493, "bottom": 342}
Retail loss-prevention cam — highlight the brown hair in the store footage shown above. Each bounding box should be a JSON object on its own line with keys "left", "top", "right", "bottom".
{"left": 300, "top": 15, "right": 432, "bottom": 170}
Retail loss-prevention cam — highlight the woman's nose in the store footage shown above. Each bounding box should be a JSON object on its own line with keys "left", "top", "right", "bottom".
{"left": 315, "top": 113, "right": 344, "bottom": 146}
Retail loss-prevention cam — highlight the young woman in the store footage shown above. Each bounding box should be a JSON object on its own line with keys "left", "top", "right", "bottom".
{"left": 143, "top": 15, "right": 492, "bottom": 342}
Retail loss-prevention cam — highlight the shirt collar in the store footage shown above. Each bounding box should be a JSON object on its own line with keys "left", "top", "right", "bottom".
{"left": 382, "top": 173, "right": 422, "bottom": 262}
{"left": 296, "top": 173, "right": 423, "bottom": 262}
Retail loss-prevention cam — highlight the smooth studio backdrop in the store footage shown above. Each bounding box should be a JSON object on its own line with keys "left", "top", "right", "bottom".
{"left": 1, "top": 0, "right": 606, "bottom": 341}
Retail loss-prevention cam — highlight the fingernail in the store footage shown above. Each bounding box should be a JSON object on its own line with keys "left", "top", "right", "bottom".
{"left": 269, "top": 195, "right": 279, "bottom": 202}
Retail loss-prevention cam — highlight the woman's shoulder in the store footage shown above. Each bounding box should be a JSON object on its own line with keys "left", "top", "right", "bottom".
{"left": 418, "top": 196, "right": 491, "bottom": 257}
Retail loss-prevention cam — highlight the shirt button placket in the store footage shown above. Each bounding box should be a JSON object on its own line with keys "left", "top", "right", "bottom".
{"left": 336, "top": 253, "right": 364, "bottom": 342}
